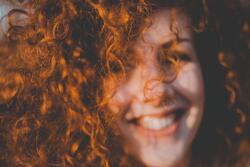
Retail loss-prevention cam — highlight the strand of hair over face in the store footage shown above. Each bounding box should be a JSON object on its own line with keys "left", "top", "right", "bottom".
{"left": 0, "top": 0, "right": 249, "bottom": 167}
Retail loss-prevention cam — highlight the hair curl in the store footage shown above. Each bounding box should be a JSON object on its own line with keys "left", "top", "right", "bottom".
{"left": 0, "top": 0, "right": 249, "bottom": 167}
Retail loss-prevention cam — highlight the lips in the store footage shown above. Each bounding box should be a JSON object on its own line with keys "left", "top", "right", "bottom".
{"left": 125, "top": 108, "right": 187, "bottom": 132}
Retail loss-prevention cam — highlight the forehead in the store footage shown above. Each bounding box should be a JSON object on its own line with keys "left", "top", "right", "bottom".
{"left": 137, "top": 8, "right": 192, "bottom": 46}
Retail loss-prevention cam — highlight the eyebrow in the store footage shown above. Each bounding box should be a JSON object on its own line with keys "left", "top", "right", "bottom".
{"left": 161, "top": 38, "right": 192, "bottom": 50}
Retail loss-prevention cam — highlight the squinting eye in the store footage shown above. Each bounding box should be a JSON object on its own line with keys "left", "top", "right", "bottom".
{"left": 109, "top": 60, "right": 135, "bottom": 74}
{"left": 109, "top": 61, "right": 123, "bottom": 74}
{"left": 158, "top": 50, "right": 193, "bottom": 74}
{"left": 175, "top": 52, "right": 192, "bottom": 62}
{"left": 166, "top": 51, "right": 192, "bottom": 64}
{"left": 124, "top": 63, "right": 134, "bottom": 72}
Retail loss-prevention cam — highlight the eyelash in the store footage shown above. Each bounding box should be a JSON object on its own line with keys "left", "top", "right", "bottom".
{"left": 108, "top": 60, "right": 136, "bottom": 74}
{"left": 176, "top": 52, "right": 192, "bottom": 62}
{"left": 108, "top": 51, "right": 191, "bottom": 74}
{"left": 159, "top": 51, "right": 192, "bottom": 64}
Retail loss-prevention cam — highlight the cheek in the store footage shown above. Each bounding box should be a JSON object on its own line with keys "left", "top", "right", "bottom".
{"left": 103, "top": 78, "right": 128, "bottom": 114}
{"left": 107, "top": 91, "right": 126, "bottom": 114}
{"left": 174, "top": 63, "right": 204, "bottom": 131}
{"left": 174, "top": 63, "right": 204, "bottom": 102}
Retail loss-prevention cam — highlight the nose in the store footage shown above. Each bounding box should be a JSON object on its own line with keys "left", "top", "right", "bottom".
{"left": 131, "top": 63, "right": 176, "bottom": 107}
{"left": 142, "top": 79, "right": 175, "bottom": 106}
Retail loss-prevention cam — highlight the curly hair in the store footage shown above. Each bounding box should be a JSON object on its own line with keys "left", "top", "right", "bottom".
{"left": 0, "top": 0, "right": 249, "bottom": 167}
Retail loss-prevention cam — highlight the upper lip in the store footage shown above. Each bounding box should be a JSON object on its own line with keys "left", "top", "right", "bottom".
{"left": 124, "top": 104, "right": 188, "bottom": 122}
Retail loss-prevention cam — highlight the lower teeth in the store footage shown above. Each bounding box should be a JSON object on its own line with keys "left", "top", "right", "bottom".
{"left": 139, "top": 114, "right": 175, "bottom": 130}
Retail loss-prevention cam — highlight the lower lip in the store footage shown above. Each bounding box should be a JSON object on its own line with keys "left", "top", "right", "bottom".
{"left": 129, "top": 118, "right": 180, "bottom": 138}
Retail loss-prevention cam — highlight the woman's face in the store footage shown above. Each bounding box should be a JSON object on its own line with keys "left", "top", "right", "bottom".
{"left": 104, "top": 8, "right": 205, "bottom": 167}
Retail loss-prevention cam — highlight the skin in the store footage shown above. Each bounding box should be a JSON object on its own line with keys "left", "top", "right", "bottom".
{"left": 104, "top": 8, "right": 205, "bottom": 167}
{"left": 0, "top": 1, "right": 12, "bottom": 39}
{"left": 0, "top": 1, "right": 29, "bottom": 40}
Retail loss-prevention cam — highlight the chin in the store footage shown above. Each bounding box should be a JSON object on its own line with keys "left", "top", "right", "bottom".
{"left": 138, "top": 149, "right": 186, "bottom": 167}
{"left": 119, "top": 106, "right": 202, "bottom": 167}
{"left": 127, "top": 133, "right": 189, "bottom": 167}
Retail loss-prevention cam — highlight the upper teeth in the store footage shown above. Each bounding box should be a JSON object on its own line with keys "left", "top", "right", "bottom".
{"left": 139, "top": 114, "right": 175, "bottom": 130}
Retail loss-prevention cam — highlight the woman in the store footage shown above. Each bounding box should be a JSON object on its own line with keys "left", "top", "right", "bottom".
{"left": 102, "top": 7, "right": 205, "bottom": 167}
{"left": 0, "top": 0, "right": 249, "bottom": 166}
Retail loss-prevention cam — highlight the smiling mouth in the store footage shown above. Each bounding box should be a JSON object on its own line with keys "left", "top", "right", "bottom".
{"left": 126, "top": 108, "right": 186, "bottom": 132}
